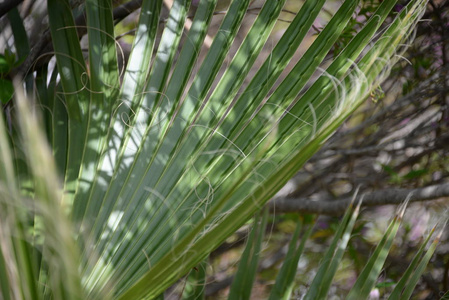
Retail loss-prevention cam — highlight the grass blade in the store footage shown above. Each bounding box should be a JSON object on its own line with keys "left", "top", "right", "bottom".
{"left": 0, "top": 89, "right": 36, "bottom": 300}
{"left": 13, "top": 85, "right": 84, "bottom": 299}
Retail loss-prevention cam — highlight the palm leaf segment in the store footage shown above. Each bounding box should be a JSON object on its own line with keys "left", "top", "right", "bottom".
{"left": 18, "top": 0, "right": 427, "bottom": 298}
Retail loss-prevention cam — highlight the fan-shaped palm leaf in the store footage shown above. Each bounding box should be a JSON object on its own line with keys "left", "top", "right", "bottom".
{"left": 0, "top": 0, "right": 427, "bottom": 299}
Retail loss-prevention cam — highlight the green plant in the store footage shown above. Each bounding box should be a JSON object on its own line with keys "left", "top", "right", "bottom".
{"left": 0, "top": 0, "right": 438, "bottom": 299}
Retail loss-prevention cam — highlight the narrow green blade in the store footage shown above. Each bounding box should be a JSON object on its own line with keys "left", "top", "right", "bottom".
{"left": 303, "top": 198, "right": 360, "bottom": 300}
{"left": 7, "top": 7, "right": 29, "bottom": 61}
{"left": 47, "top": 0, "right": 88, "bottom": 121}
{"left": 228, "top": 208, "right": 269, "bottom": 300}
{"left": 73, "top": 0, "right": 120, "bottom": 226}
{"left": 47, "top": 0, "right": 90, "bottom": 214}
{"left": 388, "top": 225, "right": 437, "bottom": 299}
{"left": 269, "top": 215, "right": 314, "bottom": 300}
{"left": 316, "top": 201, "right": 362, "bottom": 299}
{"left": 346, "top": 202, "right": 409, "bottom": 300}
{"left": 75, "top": 0, "right": 163, "bottom": 250}
{"left": 120, "top": 0, "right": 162, "bottom": 103}
{"left": 399, "top": 226, "right": 443, "bottom": 300}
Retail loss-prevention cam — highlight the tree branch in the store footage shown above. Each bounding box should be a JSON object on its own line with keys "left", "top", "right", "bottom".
{"left": 14, "top": 0, "right": 143, "bottom": 77}
{"left": 113, "top": 0, "right": 142, "bottom": 24}
{"left": 0, "top": 0, "right": 23, "bottom": 19}
{"left": 270, "top": 183, "right": 449, "bottom": 216}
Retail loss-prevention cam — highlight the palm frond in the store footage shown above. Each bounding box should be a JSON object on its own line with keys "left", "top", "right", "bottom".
{"left": 0, "top": 0, "right": 431, "bottom": 299}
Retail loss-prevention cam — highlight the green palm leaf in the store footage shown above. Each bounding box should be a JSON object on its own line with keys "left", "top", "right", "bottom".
{"left": 1, "top": 0, "right": 429, "bottom": 299}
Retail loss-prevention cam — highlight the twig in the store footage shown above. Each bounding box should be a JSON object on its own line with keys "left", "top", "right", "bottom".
{"left": 0, "top": 0, "right": 23, "bottom": 19}
{"left": 14, "top": 0, "right": 143, "bottom": 77}
{"left": 270, "top": 183, "right": 449, "bottom": 215}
